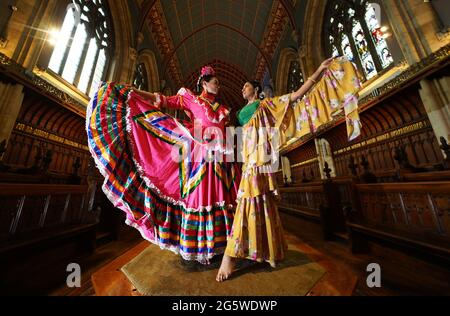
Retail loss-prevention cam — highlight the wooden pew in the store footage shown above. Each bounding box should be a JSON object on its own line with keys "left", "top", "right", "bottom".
{"left": 279, "top": 180, "right": 347, "bottom": 241}
{"left": 346, "top": 181, "right": 450, "bottom": 266}
{"left": 0, "top": 183, "right": 99, "bottom": 294}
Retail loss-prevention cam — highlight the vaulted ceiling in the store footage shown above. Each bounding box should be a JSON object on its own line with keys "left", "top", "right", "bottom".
{"left": 136, "top": 0, "right": 297, "bottom": 109}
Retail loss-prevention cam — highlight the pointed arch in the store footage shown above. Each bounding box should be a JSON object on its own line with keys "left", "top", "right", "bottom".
{"left": 107, "top": 0, "right": 135, "bottom": 82}
{"left": 137, "top": 49, "right": 161, "bottom": 92}
{"left": 276, "top": 48, "right": 303, "bottom": 95}
{"left": 301, "top": 0, "right": 328, "bottom": 77}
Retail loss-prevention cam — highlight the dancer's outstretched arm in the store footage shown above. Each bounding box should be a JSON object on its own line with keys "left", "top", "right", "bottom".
{"left": 290, "top": 57, "right": 335, "bottom": 103}
{"left": 131, "top": 88, "right": 157, "bottom": 103}
{"left": 131, "top": 88, "right": 185, "bottom": 110}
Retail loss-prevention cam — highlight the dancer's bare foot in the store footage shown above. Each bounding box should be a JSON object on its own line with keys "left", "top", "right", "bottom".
{"left": 216, "top": 255, "right": 235, "bottom": 282}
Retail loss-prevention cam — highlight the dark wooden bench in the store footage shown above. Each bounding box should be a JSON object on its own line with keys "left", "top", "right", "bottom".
{"left": 0, "top": 183, "right": 100, "bottom": 294}
{"left": 279, "top": 180, "right": 347, "bottom": 241}
{"left": 346, "top": 181, "right": 450, "bottom": 266}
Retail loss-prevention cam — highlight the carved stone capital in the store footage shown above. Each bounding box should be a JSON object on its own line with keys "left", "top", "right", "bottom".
{"left": 136, "top": 32, "right": 144, "bottom": 46}
{"left": 291, "top": 30, "right": 299, "bottom": 44}
{"left": 298, "top": 45, "right": 307, "bottom": 58}
{"left": 436, "top": 27, "right": 450, "bottom": 42}
{"left": 129, "top": 47, "right": 138, "bottom": 61}
{"left": 0, "top": 38, "right": 7, "bottom": 49}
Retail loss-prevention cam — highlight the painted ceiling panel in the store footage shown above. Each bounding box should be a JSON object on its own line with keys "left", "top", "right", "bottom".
{"left": 140, "top": 0, "right": 293, "bottom": 109}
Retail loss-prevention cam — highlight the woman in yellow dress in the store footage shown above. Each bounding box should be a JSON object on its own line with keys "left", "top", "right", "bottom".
{"left": 216, "top": 56, "right": 363, "bottom": 282}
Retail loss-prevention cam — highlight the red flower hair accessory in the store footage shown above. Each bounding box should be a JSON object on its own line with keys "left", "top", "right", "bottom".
{"left": 201, "top": 66, "right": 216, "bottom": 77}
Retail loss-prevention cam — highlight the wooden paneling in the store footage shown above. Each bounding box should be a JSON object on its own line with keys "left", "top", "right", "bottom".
{"left": 2, "top": 88, "right": 92, "bottom": 179}
{"left": 328, "top": 86, "right": 444, "bottom": 177}
{"left": 285, "top": 83, "right": 446, "bottom": 182}
{"left": 287, "top": 141, "right": 321, "bottom": 182}
{"left": 355, "top": 182, "right": 450, "bottom": 238}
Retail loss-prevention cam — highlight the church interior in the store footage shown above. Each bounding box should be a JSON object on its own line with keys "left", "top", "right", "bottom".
{"left": 0, "top": 0, "right": 449, "bottom": 297}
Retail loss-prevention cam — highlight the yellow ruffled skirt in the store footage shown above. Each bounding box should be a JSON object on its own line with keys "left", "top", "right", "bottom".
{"left": 224, "top": 165, "right": 288, "bottom": 267}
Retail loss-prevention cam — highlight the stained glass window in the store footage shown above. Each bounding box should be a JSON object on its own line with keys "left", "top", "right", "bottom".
{"left": 341, "top": 33, "right": 355, "bottom": 63}
{"left": 365, "top": 3, "right": 394, "bottom": 68}
{"left": 324, "top": 0, "right": 394, "bottom": 81}
{"left": 330, "top": 36, "right": 340, "bottom": 58}
{"left": 287, "top": 60, "right": 304, "bottom": 93}
{"left": 133, "top": 63, "right": 149, "bottom": 91}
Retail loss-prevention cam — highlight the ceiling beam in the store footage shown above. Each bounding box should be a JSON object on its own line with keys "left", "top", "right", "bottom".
{"left": 279, "top": 0, "right": 296, "bottom": 31}
{"left": 183, "top": 59, "right": 248, "bottom": 94}
{"left": 136, "top": 0, "right": 296, "bottom": 87}
{"left": 161, "top": 23, "right": 273, "bottom": 79}
{"left": 137, "top": 0, "right": 157, "bottom": 37}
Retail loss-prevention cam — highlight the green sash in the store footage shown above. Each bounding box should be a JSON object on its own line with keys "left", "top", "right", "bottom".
{"left": 237, "top": 100, "right": 260, "bottom": 126}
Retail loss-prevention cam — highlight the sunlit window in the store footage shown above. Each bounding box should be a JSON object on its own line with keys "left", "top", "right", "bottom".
{"left": 324, "top": 0, "right": 394, "bottom": 81}
{"left": 365, "top": 4, "right": 394, "bottom": 68}
{"left": 48, "top": 0, "right": 113, "bottom": 98}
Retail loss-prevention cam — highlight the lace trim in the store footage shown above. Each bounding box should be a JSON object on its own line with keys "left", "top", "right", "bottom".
{"left": 125, "top": 218, "right": 226, "bottom": 265}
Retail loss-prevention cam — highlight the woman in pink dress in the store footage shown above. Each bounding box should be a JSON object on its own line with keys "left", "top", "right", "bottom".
{"left": 87, "top": 66, "right": 240, "bottom": 264}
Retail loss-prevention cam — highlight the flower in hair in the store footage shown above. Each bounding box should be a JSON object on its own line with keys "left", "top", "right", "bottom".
{"left": 201, "top": 66, "right": 216, "bottom": 77}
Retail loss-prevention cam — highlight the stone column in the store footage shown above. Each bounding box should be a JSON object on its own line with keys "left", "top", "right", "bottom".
{"left": 382, "top": 0, "right": 449, "bottom": 65}
{"left": 315, "top": 138, "right": 337, "bottom": 179}
{"left": 301, "top": 0, "right": 327, "bottom": 76}
{"left": 0, "top": 1, "right": 18, "bottom": 49}
{"left": 419, "top": 76, "right": 450, "bottom": 152}
{"left": 281, "top": 156, "right": 292, "bottom": 184}
{"left": 0, "top": 82, "right": 24, "bottom": 160}
{"left": 23, "top": 0, "right": 60, "bottom": 71}
{"left": 127, "top": 47, "right": 138, "bottom": 84}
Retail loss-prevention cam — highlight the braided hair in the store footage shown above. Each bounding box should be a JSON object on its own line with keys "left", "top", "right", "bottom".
{"left": 196, "top": 74, "right": 215, "bottom": 94}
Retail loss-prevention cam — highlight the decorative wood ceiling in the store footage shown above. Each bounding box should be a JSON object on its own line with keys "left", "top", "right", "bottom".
{"left": 137, "top": 0, "right": 295, "bottom": 109}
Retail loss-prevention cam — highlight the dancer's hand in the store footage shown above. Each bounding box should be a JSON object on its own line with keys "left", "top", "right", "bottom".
{"left": 130, "top": 87, "right": 143, "bottom": 94}
{"left": 131, "top": 88, "right": 156, "bottom": 103}
{"left": 291, "top": 57, "right": 334, "bottom": 103}
{"left": 318, "top": 57, "right": 335, "bottom": 72}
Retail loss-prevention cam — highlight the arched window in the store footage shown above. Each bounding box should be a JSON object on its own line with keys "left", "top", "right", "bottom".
{"left": 133, "top": 63, "right": 148, "bottom": 91}
{"left": 287, "top": 60, "right": 304, "bottom": 93}
{"left": 48, "top": 0, "right": 113, "bottom": 97}
{"left": 324, "top": 0, "right": 394, "bottom": 81}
